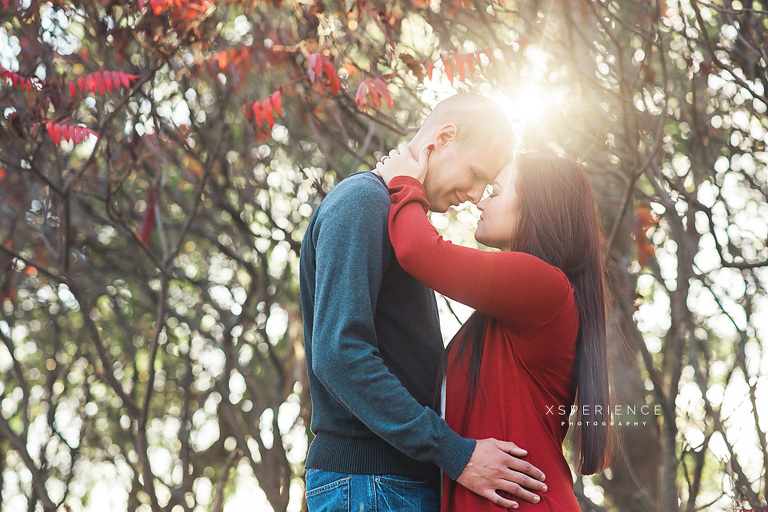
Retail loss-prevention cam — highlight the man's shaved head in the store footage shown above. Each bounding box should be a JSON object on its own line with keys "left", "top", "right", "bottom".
{"left": 418, "top": 94, "right": 515, "bottom": 166}
{"left": 407, "top": 94, "right": 516, "bottom": 212}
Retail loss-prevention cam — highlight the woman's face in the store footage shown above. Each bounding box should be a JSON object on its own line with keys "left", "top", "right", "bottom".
{"left": 474, "top": 162, "right": 520, "bottom": 251}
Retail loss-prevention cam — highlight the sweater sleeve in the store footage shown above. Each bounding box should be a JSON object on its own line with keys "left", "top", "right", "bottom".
{"left": 310, "top": 176, "right": 475, "bottom": 480}
{"left": 388, "top": 176, "right": 572, "bottom": 330}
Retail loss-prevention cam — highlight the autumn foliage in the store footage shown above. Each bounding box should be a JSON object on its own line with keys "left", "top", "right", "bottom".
{"left": 44, "top": 120, "right": 99, "bottom": 145}
{"left": 1, "top": 65, "right": 40, "bottom": 92}
{"left": 634, "top": 204, "right": 658, "bottom": 268}
{"left": 243, "top": 90, "right": 283, "bottom": 130}
{"left": 2, "top": 65, "right": 138, "bottom": 146}
{"left": 67, "top": 70, "right": 139, "bottom": 97}
{"left": 356, "top": 77, "right": 394, "bottom": 112}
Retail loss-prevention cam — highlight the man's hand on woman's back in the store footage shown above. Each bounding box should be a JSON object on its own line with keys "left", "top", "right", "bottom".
{"left": 456, "top": 438, "right": 548, "bottom": 509}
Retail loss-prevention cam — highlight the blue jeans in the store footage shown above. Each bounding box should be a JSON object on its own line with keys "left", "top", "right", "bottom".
{"left": 305, "top": 469, "right": 440, "bottom": 512}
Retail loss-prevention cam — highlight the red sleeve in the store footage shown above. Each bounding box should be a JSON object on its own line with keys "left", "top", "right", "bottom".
{"left": 388, "top": 176, "right": 573, "bottom": 330}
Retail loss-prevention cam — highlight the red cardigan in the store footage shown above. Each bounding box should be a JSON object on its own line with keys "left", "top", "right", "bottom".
{"left": 388, "top": 176, "right": 581, "bottom": 512}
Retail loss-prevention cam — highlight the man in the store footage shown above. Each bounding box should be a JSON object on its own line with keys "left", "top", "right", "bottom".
{"left": 300, "top": 94, "right": 547, "bottom": 510}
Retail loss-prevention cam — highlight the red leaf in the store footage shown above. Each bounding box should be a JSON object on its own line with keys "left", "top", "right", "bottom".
{"left": 324, "top": 60, "right": 341, "bottom": 95}
{"left": 308, "top": 54, "right": 341, "bottom": 96}
{"left": 454, "top": 53, "right": 466, "bottom": 82}
{"left": 355, "top": 81, "right": 368, "bottom": 109}
{"left": 105, "top": 71, "right": 117, "bottom": 94}
{"left": 61, "top": 125, "right": 73, "bottom": 143}
{"left": 70, "top": 71, "right": 137, "bottom": 97}
{"left": 316, "top": 57, "right": 325, "bottom": 82}
{"left": 371, "top": 77, "right": 393, "bottom": 108}
{"left": 270, "top": 90, "right": 282, "bottom": 117}
{"left": 48, "top": 122, "right": 62, "bottom": 145}
{"left": 45, "top": 121, "right": 97, "bottom": 146}
{"left": 633, "top": 205, "right": 658, "bottom": 268}
{"left": 150, "top": 0, "right": 164, "bottom": 15}
{"left": 426, "top": 61, "right": 434, "bottom": 80}
{"left": 441, "top": 54, "right": 454, "bottom": 84}
{"left": 0, "top": 66, "right": 38, "bottom": 91}
{"left": 261, "top": 97, "right": 275, "bottom": 127}
{"left": 86, "top": 74, "right": 97, "bottom": 94}
{"left": 0, "top": 169, "right": 5, "bottom": 181}
{"left": 636, "top": 240, "right": 654, "bottom": 268}
{"left": 94, "top": 71, "right": 106, "bottom": 95}
{"left": 464, "top": 53, "right": 475, "bottom": 77}
{"left": 139, "top": 189, "right": 156, "bottom": 245}
{"left": 635, "top": 204, "right": 657, "bottom": 234}
{"left": 68, "top": 81, "right": 77, "bottom": 96}
{"left": 0, "top": 282, "right": 15, "bottom": 307}
{"left": 242, "top": 103, "right": 252, "bottom": 121}
{"left": 120, "top": 72, "right": 135, "bottom": 89}
{"left": 251, "top": 101, "right": 263, "bottom": 129}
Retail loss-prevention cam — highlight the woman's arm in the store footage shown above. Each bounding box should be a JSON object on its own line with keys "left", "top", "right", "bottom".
{"left": 388, "top": 176, "right": 573, "bottom": 330}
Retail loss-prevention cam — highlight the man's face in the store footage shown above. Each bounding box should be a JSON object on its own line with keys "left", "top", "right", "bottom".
{"left": 422, "top": 135, "right": 505, "bottom": 213}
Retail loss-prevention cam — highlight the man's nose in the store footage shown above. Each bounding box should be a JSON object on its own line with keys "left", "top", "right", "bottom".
{"left": 467, "top": 186, "right": 485, "bottom": 204}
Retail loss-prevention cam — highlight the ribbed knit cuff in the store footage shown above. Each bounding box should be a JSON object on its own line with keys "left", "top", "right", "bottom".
{"left": 388, "top": 175, "right": 425, "bottom": 193}
{"left": 436, "top": 430, "right": 476, "bottom": 481}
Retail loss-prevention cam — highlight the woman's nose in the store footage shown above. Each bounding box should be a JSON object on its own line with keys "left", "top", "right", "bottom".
{"left": 477, "top": 198, "right": 488, "bottom": 211}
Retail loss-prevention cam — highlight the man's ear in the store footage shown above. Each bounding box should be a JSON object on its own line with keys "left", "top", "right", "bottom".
{"left": 434, "top": 124, "right": 458, "bottom": 149}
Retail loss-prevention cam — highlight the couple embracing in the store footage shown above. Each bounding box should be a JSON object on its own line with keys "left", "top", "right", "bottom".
{"left": 300, "top": 94, "right": 612, "bottom": 511}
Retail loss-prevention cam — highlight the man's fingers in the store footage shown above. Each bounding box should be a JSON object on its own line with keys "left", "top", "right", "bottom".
{"left": 496, "top": 479, "right": 542, "bottom": 505}
{"left": 512, "top": 473, "right": 548, "bottom": 493}
{"left": 482, "top": 489, "right": 517, "bottom": 509}
{"left": 505, "top": 454, "right": 546, "bottom": 482}
{"left": 496, "top": 439, "right": 528, "bottom": 458}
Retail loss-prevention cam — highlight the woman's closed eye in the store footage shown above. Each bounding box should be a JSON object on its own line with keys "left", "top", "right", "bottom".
{"left": 482, "top": 185, "right": 498, "bottom": 200}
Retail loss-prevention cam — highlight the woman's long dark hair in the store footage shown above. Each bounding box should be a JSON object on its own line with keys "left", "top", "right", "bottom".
{"left": 439, "top": 151, "right": 611, "bottom": 475}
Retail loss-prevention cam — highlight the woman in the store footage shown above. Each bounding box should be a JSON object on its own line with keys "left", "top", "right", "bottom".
{"left": 377, "top": 145, "right": 612, "bottom": 511}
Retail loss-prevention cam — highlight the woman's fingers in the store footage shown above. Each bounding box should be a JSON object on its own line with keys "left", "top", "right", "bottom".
{"left": 418, "top": 143, "right": 433, "bottom": 168}
{"left": 376, "top": 143, "right": 432, "bottom": 184}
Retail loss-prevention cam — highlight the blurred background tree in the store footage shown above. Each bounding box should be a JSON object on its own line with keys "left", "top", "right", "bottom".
{"left": 0, "top": 0, "right": 766, "bottom": 511}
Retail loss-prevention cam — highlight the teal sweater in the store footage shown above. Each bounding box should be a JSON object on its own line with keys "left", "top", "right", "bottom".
{"left": 300, "top": 172, "right": 475, "bottom": 482}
